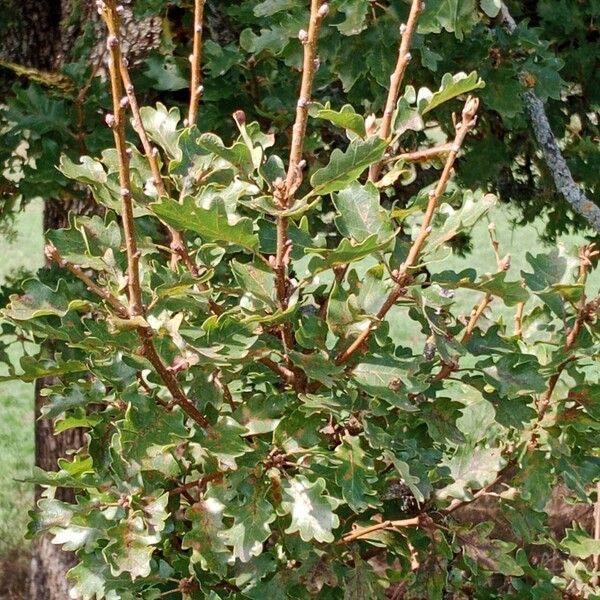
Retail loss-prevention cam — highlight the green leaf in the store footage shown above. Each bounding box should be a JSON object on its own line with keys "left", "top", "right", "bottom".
{"left": 460, "top": 523, "right": 524, "bottom": 576}
{"left": 419, "top": 71, "right": 485, "bottom": 115}
{"left": 333, "top": 182, "right": 393, "bottom": 242}
{"left": 253, "top": 0, "right": 296, "bottom": 17}
{"left": 232, "top": 259, "right": 278, "bottom": 311}
{"left": 561, "top": 524, "right": 600, "bottom": 559}
{"left": 352, "top": 356, "right": 418, "bottom": 410}
{"left": 482, "top": 354, "right": 547, "bottom": 397}
{"left": 310, "top": 137, "right": 387, "bottom": 195}
{"left": 221, "top": 493, "right": 276, "bottom": 562}
{"left": 144, "top": 53, "right": 189, "bottom": 91}
{"left": 335, "top": 0, "right": 369, "bottom": 35}
{"left": 480, "top": 0, "right": 501, "bottom": 17}
{"left": 140, "top": 102, "right": 181, "bottom": 159}
{"left": 440, "top": 446, "right": 504, "bottom": 500}
{"left": 425, "top": 191, "right": 497, "bottom": 254}
{"left": 281, "top": 476, "right": 340, "bottom": 543}
{"left": 103, "top": 520, "right": 159, "bottom": 579}
{"left": 289, "top": 350, "right": 344, "bottom": 386}
{"left": 314, "top": 104, "right": 366, "bottom": 138}
{"left": 3, "top": 279, "right": 90, "bottom": 321}
{"left": 307, "top": 234, "right": 393, "bottom": 273}
{"left": 150, "top": 196, "right": 259, "bottom": 252}
{"left": 334, "top": 435, "right": 377, "bottom": 513}
{"left": 197, "top": 132, "right": 255, "bottom": 176}
{"left": 182, "top": 497, "right": 229, "bottom": 576}
{"left": 419, "top": 0, "right": 477, "bottom": 40}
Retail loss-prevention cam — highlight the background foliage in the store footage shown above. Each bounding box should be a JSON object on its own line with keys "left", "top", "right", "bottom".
{"left": 0, "top": 0, "right": 599, "bottom": 599}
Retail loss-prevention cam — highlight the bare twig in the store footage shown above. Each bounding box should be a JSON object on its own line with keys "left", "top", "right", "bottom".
{"left": 339, "top": 516, "right": 422, "bottom": 544}
{"left": 514, "top": 301, "right": 525, "bottom": 338}
{"left": 391, "top": 143, "right": 454, "bottom": 164}
{"left": 369, "top": 0, "right": 424, "bottom": 181}
{"left": 45, "top": 243, "right": 128, "bottom": 318}
{"left": 188, "top": 0, "right": 206, "bottom": 126}
{"left": 335, "top": 97, "right": 480, "bottom": 365}
{"left": 593, "top": 480, "right": 600, "bottom": 586}
{"left": 499, "top": 2, "right": 600, "bottom": 233}
{"left": 99, "top": 0, "right": 143, "bottom": 316}
{"left": 274, "top": 0, "right": 328, "bottom": 351}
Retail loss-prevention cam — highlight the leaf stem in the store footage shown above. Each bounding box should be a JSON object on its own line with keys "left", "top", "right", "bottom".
{"left": 335, "top": 97, "right": 480, "bottom": 365}
{"left": 369, "top": 0, "right": 424, "bottom": 181}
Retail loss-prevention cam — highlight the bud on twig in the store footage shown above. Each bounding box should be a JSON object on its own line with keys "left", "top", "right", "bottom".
{"left": 233, "top": 110, "right": 246, "bottom": 126}
{"left": 298, "top": 29, "right": 309, "bottom": 43}
{"left": 107, "top": 35, "right": 119, "bottom": 49}
{"left": 105, "top": 113, "right": 116, "bottom": 128}
{"left": 318, "top": 3, "right": 329, "bottom": 18}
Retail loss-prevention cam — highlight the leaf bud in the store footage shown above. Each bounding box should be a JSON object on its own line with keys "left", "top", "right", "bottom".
{"left": 405, "top": 52, "right": 412, "bottom": 62}
{"left": 194, "top": 24, "right": 203, "bottom": 33}
{"left": 399, "top": 23, "right": 407, "bottom": 35}
{"left": 298, "top": 29, "right": 309, "bottom": 43}
{"left": 107, "top": 35, "right": 119, "bottom": 49}
{"left": 105, "top": 113, "right": 116, "bottom": 128}
{"left": 318, "top": 3, "right": 329, "bottom": 18}
{"left": 233, "top": 110, "right": 246, "bottom": 125}
{"left": 298, "top": 159, "right": 307, "bottom": 170}
{"left": 119, "top": 96, "right": 129, "bottom": 108}
{"left": 115, "top": 4, "right": 124, "bottom": 14}
{"left": 197, "top": 85, "right": 204, "bottom": 95}
{"left": 297, "top": 97, "right": 309, "bottom": 109}
{"left": 120, "top": 187, "right": 130, "bottom": 198}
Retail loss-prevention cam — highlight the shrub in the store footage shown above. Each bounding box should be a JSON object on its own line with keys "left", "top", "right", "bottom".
{"left": 2, "top": 0, "right": 600, "bottom": 598}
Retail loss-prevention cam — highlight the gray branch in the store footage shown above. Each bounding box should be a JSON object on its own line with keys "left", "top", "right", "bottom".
{"left": 500, "top": 3, "right": 600, "bottom": 233}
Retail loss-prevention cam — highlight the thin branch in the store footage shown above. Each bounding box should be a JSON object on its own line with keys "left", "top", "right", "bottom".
{"left": 99, "top": 0, "right": 143, "bottom": 316}
{"left": 188, "top": 0, "right": 206, "bottom": 126}
{"left": 138, "top": 328, "right": 211, "bottom": 430}
{"left": 514, "top": 301, "right": 525, "bottom": 338}
{"left": 369, "top": 0, "right": 424, "bottom": 181}
{"left": 390, "top": 143, "right": 454, "bottom": 164}
{"left": 339, "top": 516, "right": 422, "bottom": 544}
{"left": 274, "top": 0, "right": 328, "bottom": 350}
{"left": 537, "top": 245, "right": 598, "bottom": 421}
{"left": 45, "top": 243, "right": 128, "bottom": 318}
{"left": 593, "top": 480, "right": 600, "bottom": 586}
{"left": 499, "top": 2, "right": 600, "bottom": 233}
{"left": 335, "top": 97, "right": 480, "bottom": 365}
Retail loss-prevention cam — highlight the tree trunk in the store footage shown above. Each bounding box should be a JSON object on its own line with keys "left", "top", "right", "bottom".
{"left": 29, "top": 200, "right": 91, "bottom": 600}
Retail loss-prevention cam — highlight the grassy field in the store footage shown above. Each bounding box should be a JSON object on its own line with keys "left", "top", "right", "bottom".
{"left": 0, "top": 198, "right": 597, "bottom": 562}
{"left": 0, "top": 199, "right": 43, "bottom": 557}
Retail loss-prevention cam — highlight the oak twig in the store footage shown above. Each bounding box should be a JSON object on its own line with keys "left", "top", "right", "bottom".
{"left": 335, "top": 97, "right": 480, "bottom": 365}
{"left": 99, "top": 0, "right": 143, "bottom": 316}
{"left": 275, "top": 0, "right": 328, "bottom": 351}
{"left": 593, "top": 480, "right": 600, "bottom": 586}
{"left": 45, "top": 244, "right": 128, "bottom": 318}
{"left": 339, "top": 516, "right": 422, "bottom": 544}
{"left": 369, "top": 0, "right": 424, "bottom": 181}
{"left": 188, "top": 0, "right": 206, "bottom": 126}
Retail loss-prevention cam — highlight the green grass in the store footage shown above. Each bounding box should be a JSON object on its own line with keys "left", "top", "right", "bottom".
{"left": 0, "top": 200, "right": 43, "bottom": 556}
{"left": 0, "top": 198, "right": 596, "bottom": 559}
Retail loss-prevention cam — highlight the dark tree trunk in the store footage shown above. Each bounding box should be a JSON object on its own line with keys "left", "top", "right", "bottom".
{"left": 29, "top": 201, "right": 91, "bottom": 600}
